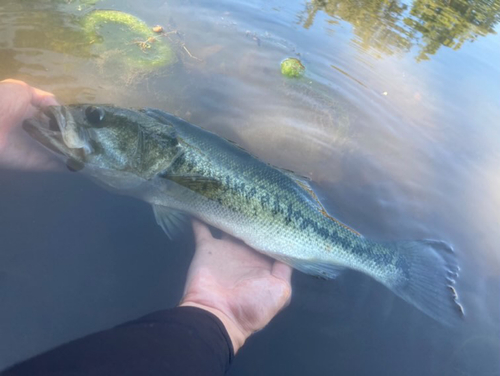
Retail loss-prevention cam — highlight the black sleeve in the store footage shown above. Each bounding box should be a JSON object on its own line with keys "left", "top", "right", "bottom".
{"left": 1, "top": 306, "right": 234, "bottom": 376}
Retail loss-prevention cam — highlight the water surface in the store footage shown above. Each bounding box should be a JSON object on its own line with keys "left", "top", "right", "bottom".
{"left": 0, "top": 0, "right": 499, "bottom": 375}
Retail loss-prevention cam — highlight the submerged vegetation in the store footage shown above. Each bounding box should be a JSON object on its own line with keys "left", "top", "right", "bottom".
{"left": 281, "top": 58, "right": 306, "bottom": 78}
{"left": 301, "top": 0, "right": 500, "bottom": 60}
{"left": 3, "top": 3, "right": 177, "bottom": 84}
{"left": 82, "top": 10, "right": 176, "bottom": 70}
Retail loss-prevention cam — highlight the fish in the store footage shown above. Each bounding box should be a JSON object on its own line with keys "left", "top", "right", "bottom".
{"left": 23, "top": 104, "right": 464, "bottom": 324}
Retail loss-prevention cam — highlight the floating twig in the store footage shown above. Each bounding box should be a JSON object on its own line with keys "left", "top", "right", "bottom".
{"left": 181, "top": 43, "right": 202, "bottom": 61}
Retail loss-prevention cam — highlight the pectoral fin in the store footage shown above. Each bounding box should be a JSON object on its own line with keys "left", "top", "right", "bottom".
{"left": 159, "top": 172, "right": 223, "bottom": 197}
{"left": 152, "top": 205, "right": 190, "bottom": 240}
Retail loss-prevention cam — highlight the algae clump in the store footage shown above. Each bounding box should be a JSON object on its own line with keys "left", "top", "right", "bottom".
{"left": 281, "top": 58, "right": 305, "bottom": 78}
{"left": 82, "top": 10, "right": 175, "bottom": 71}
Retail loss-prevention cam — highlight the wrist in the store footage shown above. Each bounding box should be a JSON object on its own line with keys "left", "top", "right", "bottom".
{"left": 179, "top": 301, "right": 248, "bottom": 353}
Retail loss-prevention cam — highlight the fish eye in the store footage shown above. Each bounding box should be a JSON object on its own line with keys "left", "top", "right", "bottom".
{"left": 85, "top": 106, "right": 105, "bottom": 125}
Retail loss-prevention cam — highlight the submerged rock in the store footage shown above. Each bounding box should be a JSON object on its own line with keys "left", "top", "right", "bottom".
{"left": 82, "top": 10, "right": 176, "bottom": 71}
{"left": 281, "top": 58, "right": 305, "bottom": 78}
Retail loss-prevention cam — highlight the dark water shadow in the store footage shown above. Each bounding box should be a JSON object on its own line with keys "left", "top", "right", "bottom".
{"left": 0, "top": 169, "right": 194, "bottom": 368}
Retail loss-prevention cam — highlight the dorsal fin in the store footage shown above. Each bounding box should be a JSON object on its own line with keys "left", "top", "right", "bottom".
{"left": 281, "top": 168, "right": 362, "bottom": 237}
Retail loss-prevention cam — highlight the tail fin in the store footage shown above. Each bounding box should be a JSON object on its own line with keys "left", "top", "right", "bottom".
{"left": 385, "top": 240, "right": 464, "bottom": 325}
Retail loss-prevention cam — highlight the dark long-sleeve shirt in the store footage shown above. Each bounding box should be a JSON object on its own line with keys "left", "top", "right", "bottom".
{"left": 1, "top": 307, "right": 234, "bottom": 376}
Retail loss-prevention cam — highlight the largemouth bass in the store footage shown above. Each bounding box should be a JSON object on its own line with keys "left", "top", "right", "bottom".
{"left": 23, "top": 105, "right": 463, "bottom": 323}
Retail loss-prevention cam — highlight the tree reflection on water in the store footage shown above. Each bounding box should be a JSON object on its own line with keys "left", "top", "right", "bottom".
{"left": 301, "top": 0, "right": 500, "bottom": 60}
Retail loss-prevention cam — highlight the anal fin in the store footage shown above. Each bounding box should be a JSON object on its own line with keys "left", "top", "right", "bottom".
{"left": 277, "top": 255, "right": 346, "bottom": 279}
{"left": 152, "top": 205, "right": 190, "bottom": 240}
{"left": 295, "top": 260, "right": 346, "bottom": 279}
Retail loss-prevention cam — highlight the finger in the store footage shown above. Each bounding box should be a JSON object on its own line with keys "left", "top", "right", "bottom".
{"left": 0, "top": 79, "right": 28, "bottom": 86}
{"left": 0, "top": 79, "right": 58, "bottom": 107}
{"left": 192, "top": 219, "right": 214, "bottom": 243}
{"left": 271, "top": 261, "right": 293, "bottom": 284}
{"left": 31, "top": 87, "right": 59, "bottom": 107}
{"left": 271, "top": 262, "right": 293, "bottom": 308}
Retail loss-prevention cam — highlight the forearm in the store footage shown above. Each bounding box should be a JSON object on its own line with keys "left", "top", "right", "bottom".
{"left": 180, "top": 301, "right": 248, "bottom": 354}
{"left": 1, "top": 307, "right": 234, "bottom": 376}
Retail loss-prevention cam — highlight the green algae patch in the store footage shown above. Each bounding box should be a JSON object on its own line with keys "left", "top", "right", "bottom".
{"left": 82, "top": 10, "right": 175, "bottom": 71}
{"left": 281, "top": 58, "right": 305, "bottom": 78}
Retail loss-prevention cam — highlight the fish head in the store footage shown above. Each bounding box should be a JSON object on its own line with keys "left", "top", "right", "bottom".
{"left": 23, "top": 104, "right": 178, "bottom": 175}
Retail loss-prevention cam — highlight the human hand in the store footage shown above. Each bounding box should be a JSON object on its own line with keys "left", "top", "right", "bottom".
{"left": 0, "top": 79, "right": 60, "bottom": 171}
{"left": 180, "top": 220, "right": 293, "bottom": 353}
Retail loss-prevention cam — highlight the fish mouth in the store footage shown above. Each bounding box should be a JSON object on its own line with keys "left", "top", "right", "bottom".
{"left": 22, "top": 106, "right": 68, "bottom": 156}
{"left": 23, "top": 105, "right": 91, "bottom": 157}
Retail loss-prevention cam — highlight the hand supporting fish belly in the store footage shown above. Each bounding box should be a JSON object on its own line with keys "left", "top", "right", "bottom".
{"left": 23, "top": 104, "right": 465, "bottom": 324}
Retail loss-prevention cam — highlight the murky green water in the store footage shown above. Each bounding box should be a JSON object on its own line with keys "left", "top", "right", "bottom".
{"left": 1, "top": 0, "right": 499, "bottom": 374}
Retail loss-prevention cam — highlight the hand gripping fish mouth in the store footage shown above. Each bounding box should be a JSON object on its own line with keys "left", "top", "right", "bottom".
{"left": 23, "top": 104, "right": 181, "bottom": 176}
{"left": 22, "top": 106, "right": 91, "bottom": 160}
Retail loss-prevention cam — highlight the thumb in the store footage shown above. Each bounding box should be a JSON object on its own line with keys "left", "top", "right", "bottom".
{"left": 271, "top": 261, "right": 293, "bottom": 284}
